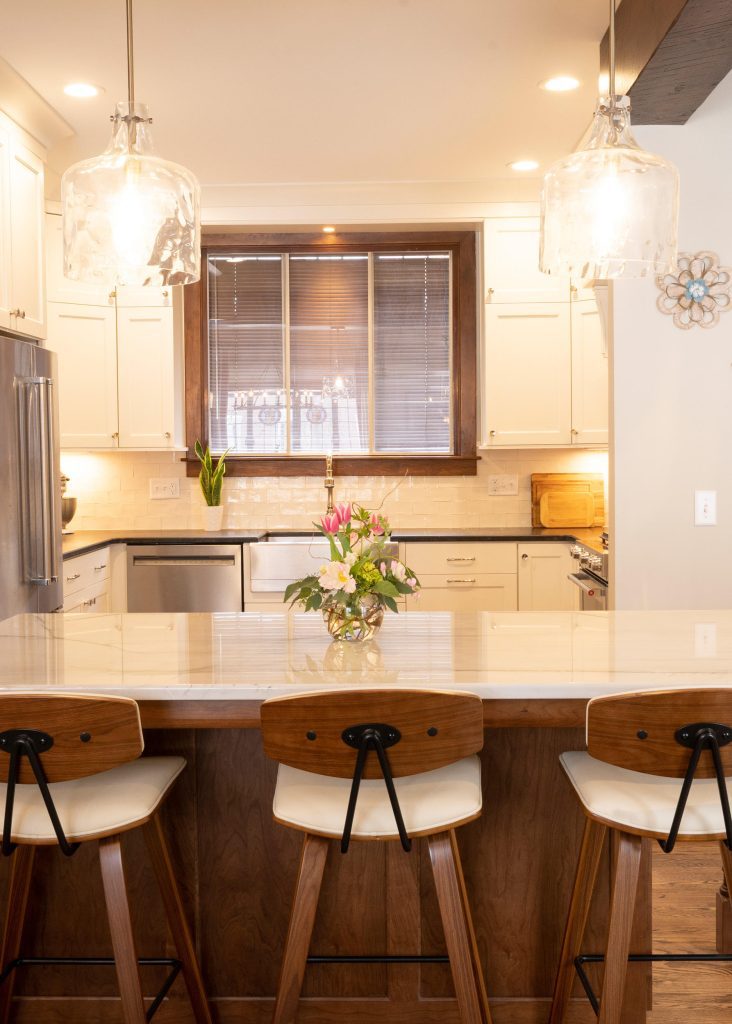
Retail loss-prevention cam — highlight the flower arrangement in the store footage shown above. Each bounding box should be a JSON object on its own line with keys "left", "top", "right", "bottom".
{"left": 284, "top": 502, "right": 420, "bottom": 640}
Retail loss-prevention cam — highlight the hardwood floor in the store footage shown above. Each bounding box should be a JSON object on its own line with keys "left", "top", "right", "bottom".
{"left": 648, "top": 842, "right": 732, "bottom": 1021}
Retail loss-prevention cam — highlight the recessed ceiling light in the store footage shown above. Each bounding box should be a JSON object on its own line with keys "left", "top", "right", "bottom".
{"left": 322, "top": 226, "right": 336, "bottom": 233}
{"left": 541, "top": 76, "right": 580, "bottom": 93}
{"left": 509, "top": 159, "right": 539, "bottom": 172}
{"left": 63, "top": 82, "right": 102, "bottom": 98}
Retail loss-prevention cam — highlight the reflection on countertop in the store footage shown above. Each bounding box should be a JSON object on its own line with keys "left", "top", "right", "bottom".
{"left": 0, "top": 608, "right": 729, "bottom": 702}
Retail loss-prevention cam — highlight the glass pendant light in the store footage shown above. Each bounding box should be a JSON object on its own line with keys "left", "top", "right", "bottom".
{"left": 539, "top": 0, "right": 679, "bottom": 280}
{"left": 61, "top": 0, "right": 200, "bottom": 287}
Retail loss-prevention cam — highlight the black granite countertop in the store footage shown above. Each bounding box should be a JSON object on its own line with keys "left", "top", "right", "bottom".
{"left": 63, "top": 526, "right": 605, "bottom": 558}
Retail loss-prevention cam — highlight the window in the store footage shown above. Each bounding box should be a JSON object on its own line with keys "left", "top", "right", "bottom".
{"left": 185, "top": 231, "right": 477, "bottom": 475}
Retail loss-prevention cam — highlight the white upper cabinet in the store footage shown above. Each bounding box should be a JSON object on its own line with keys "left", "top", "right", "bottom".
{"left": 0, "top": 125, "right": 11, "bottom": 332}
{"left": 483, "top": 217, "right": 567, "bottom": 303}
{"left": 570, "top": 298, "right": 609, "bottom": 446}
{"left": 484, "top": 303, "right": 572, "bottom": 446}
{"left": 8, "top": 140, "right": 45, "bottom": 338}
{"left": 0, "top": 115, "right": 46, "bottom": 340}
{"left": 46, "top": 212, "right": 113, "bottom": 306}
{"left": 117, "top": 306, "right": 175, "bottom": 448}
{"left": 49, "top": 303, "right": 119, "bottom": 449}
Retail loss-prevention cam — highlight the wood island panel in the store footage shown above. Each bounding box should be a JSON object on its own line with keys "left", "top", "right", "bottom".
{"left": 0, "top": 723, "right": 650, "bottom": 1024}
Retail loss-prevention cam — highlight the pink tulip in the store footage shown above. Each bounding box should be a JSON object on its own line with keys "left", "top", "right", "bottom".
{"left": 407, "top": 577, "right": 417, "bottom": 588}
{"left": 380, "top": 563, "right": 387, "bottom": 577}
{"left": 334, "top": 502, "right": 352, "bottom": 526}
{"left": 320, "top": 513, "right": 340, "bottom": 534}
{"left": 369, "top": 513, "right": 384, "bottom": 535}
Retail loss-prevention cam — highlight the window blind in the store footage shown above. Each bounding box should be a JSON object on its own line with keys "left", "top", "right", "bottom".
{"left": 289, "top": 255, "right": 369, "bottom": 454}
{"left": 208, "top": 256, "right": 284, "bottom": 453}
{"left": 373, "top": 253, "right": 451, "bottom": 453}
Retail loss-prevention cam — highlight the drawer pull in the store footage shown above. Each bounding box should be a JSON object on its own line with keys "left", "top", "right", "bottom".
{"left": 446, "top": 557, "right": 476, "bottom": 563}
{"left": 94, "top": 564, "right": 107, "bottom": 571}
{"left": 447, "top": 578, "right": 477, "bottom": 584}
{"left": 66, "top": 572, "right": 81, "bottom": 582}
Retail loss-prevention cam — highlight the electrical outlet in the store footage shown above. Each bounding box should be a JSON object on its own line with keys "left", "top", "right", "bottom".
{"left": 149, "top": 478, "right": 180, "bottom": 500}
{"left": 487, "top": 474, "right": 519, "bottom": 496}
{"left": 695, "top": 623, "right": 717, "bottom": 658}
{"left": 694, "top": 490, "right": 717, "bottom": 526}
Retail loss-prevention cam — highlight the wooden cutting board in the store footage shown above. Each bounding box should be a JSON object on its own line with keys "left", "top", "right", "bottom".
{"left": 531, "top": 473, "right": 605, "bottom": 528}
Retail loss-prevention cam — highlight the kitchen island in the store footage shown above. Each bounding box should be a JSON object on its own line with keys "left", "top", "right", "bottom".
{"left": 0, "top": 608, "right": 730, "bottom": 1023}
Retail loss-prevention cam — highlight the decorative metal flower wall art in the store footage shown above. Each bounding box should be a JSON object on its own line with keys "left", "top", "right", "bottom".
{"left": 656, "top": 251, "right": 732, "bottom": 329}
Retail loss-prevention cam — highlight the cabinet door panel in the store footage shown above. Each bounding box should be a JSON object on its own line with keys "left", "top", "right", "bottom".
{"left": 518, "top": 543, "right": 576, "bottom": 610}
{"left": 45, "top": 212, "right": 113, "bottom": 306}
{"left": 484, "top": 218, "right": 568, "bottom": 303}
{"left": 9, "top": 141, "right": 45, "bottom": 338}
{"left": 117, "top": 306, "right": 175, "bottom": 448}
{"left": 406, "top": 575, "right": 517, "bottom": 611}
{"left": 47, "top": 303, "right": 118, "bottom": 448}
{"left": 571, "top": 298, "right": 609, "bottom": 445}
{"left": 405, "top": 541, "right": 517, "bottom": 576}
{"left": 484, "top": 303, "right": 571, "bottom": 446}
{"left": 0, "top": 126, "right": 10, "bottom": 331}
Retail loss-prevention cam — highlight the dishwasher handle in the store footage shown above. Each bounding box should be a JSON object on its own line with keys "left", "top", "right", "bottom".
{"left": 131, "top": 554, "right": 237, "bottom": 567}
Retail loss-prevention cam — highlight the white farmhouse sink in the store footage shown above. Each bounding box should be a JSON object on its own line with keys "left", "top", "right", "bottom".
{"left": 249, "top": 535, "right": 397, "bottom": 592}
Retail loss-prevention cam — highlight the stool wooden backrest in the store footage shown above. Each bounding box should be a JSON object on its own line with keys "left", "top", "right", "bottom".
{"left": 587, "top": 688, "right": 732, "bottom": 779}
{"left": 260, "top": 689, "right": 484, "bottom": 779}
{"left": 0, "top": 693, "right": 143, "bottom": 784}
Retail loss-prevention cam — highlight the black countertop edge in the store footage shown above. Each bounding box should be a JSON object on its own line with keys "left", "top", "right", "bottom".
{"left": 63, "top": 527, "right": 604, "bottom": 559}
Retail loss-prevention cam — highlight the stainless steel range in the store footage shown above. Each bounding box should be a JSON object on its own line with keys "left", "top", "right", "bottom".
{"left": 568, "top": 533, "right": 609, "bottom": 610}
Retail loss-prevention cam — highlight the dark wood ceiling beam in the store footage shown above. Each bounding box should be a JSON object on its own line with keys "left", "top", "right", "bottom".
{"left": 600, "top": 0, "right": 732, "bottom": 125}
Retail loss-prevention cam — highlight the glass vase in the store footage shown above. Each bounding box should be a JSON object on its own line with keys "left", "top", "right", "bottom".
{"left": 324, "top": 595, "right": 384, "bottom": 642}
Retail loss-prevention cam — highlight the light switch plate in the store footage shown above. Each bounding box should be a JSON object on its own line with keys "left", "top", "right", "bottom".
{"left": 488, "top": 474, "right": 519, "bottom": 496}
{"left": 150, "top": 478, "right": 180, "bottom": 500}
{"left": 694, "top": 490, "right": 717, "bottom": 526}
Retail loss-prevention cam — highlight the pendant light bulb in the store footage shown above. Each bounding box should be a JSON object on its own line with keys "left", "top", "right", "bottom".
{"left": 61, "top": 0, "right": 201, "bottom": 287}
{"left": 539, "top": 0, "right": 679, "bottom": 280}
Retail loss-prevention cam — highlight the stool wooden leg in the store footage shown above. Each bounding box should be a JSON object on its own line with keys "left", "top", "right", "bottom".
{"left": 143, "top": 815, "right": 212, "bottom": 1024}
{"left": 272, "top": 832, "right": 329, "bottom": 1024}
{"left": 0, "top": 846, "right": 35, "bottom": 1024}
{"left": 449, "top": 830, "right": 492, "bottom": 1024}
{"left": 549, "top": 817, "right": 607, "bottom": 1024}
{"left": 99, "top": 835, "right": 146, "bottom": 1024}
{"left": 598, "top": 831, "right": 642, "bottom": 1024}
{"left": 428, "top": 831, "right": 482, "bottom": 1024}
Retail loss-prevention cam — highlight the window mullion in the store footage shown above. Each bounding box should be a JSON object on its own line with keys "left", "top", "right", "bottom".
{"left": 283, "top": 253, "right": 291, "bottom": 455}
{"left": 368, "top": 252, "right": 375, "bottom": 454}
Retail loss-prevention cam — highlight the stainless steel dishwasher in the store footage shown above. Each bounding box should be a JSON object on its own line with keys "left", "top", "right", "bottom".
{"left": 126, "top": 544, "right": 243, "bottom": 612}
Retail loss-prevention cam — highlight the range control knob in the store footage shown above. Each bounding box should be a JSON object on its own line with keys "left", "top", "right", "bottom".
{"left": 570, "top": 545, "right": 582, "bottom": 559}
{"left": 589, "top": 555, "right": 603, "bottom": 572}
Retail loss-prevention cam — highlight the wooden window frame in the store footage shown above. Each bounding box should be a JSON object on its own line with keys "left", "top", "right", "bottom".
{"left": 184, "top": 230, "right": 477, "bottom": 477}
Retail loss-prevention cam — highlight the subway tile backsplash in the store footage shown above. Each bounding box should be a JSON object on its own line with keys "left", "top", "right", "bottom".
{"left": 60, "top": 449, "right": 609, "bottom": 532}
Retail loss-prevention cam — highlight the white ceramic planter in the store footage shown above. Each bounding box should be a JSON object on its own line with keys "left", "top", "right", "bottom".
{"left": 203, "top": 505, "right": 225, "bottom": 532}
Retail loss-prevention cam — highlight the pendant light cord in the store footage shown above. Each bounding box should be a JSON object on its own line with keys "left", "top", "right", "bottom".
{"left": 608, "top": 0, "right": 616, "bottom": 108}
{"left": 126, "top": 0, "right": 135, "bottom": 106}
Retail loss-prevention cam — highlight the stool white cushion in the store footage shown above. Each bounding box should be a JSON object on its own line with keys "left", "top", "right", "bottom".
{"left": 0, "top": 756, "right": 185, "bottom": 844}
{"left": 561, "top": 750, "right": 732, "bottom": 838}
{"left": 273, "top": 754, "right": 482, "bottom": 839}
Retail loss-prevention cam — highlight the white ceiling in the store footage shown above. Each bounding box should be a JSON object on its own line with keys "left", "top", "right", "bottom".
{"left": 0, "top": 0, "right": 608, "bottom": 194}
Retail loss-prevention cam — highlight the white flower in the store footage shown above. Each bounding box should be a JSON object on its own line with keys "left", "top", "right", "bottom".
{"left": 391, "top": 560, "right": 407, "bottom": 582}
{"left": 319, "top": 560, "right": 357, "bottom": 593}
{"left": 344, "top": 551, "right": 357, "bottom": 567}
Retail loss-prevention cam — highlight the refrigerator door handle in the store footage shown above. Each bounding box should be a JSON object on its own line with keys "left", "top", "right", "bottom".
{"left": 17, "top": 377, "right": 58, "bottom": 586}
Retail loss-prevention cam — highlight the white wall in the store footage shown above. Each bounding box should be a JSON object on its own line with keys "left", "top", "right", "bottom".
{"left": 612, "top": 70, "right": 732, "bottom": 609}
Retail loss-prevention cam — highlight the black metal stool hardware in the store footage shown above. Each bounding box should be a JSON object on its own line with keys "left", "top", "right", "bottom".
{"left": 574, "top": 952, "right": 732, "bottom": 1017}
{"left": 659, "top": 721, "right": 732, "bottom": 853}
{"left": 0, "top": 955, "right": 182, "bottom": 1021}
{"left": 307, "top": 954, "right": 449, "bottom": 964}
{"left": 0, "top": 729, "right": 80, "bottom": 858}
{"left": 340, "top": 723, "right": 411, "bottom": 855}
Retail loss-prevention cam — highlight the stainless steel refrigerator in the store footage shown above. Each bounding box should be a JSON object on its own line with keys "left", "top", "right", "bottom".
{"left": 0, "top": 336, "right": 62, "bottom": 620}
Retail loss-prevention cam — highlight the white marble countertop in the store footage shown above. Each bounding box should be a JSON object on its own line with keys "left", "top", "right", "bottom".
{"left": 0, "top": 610, "right": 731, "bottom": 702}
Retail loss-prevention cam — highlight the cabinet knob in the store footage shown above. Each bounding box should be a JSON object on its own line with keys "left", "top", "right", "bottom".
{"left": 164, "top": 431, "right": 171, "bottom": 439}
{"left": 486, "top": 287, "right": 494, "bottom": 302}
{"left": 571, "top": 428, "right": 579, "bottom": 436}
{"left": 19, "top": 310, "right": 26, "bottom": 319}
{"left": 521, "top": 553, "right": 529, "bottom": 561}
{"left": 9, "top": 309, "right": 19, "bottom": 317}
{"left": 108, "top": 289, "right": 117, "bottom": 303}
{"left": 112, "top": 431, "right": 119, "bottom": 440}
{"left": 489, "top": 430, "right": 496, "bottom": 437}
{"left": 162, "top": 289, "right": 169, "bottom": 299}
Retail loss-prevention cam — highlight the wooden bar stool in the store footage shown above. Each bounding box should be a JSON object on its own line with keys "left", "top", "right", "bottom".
{"left": 550, "top": 688, "right": 732, "bottom": 1024}
{"left": 260, "top": 688, "right": 491, "bottom": 1024}
{"left": 0, "top": 692, "right": 212, "bottom": 1024}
